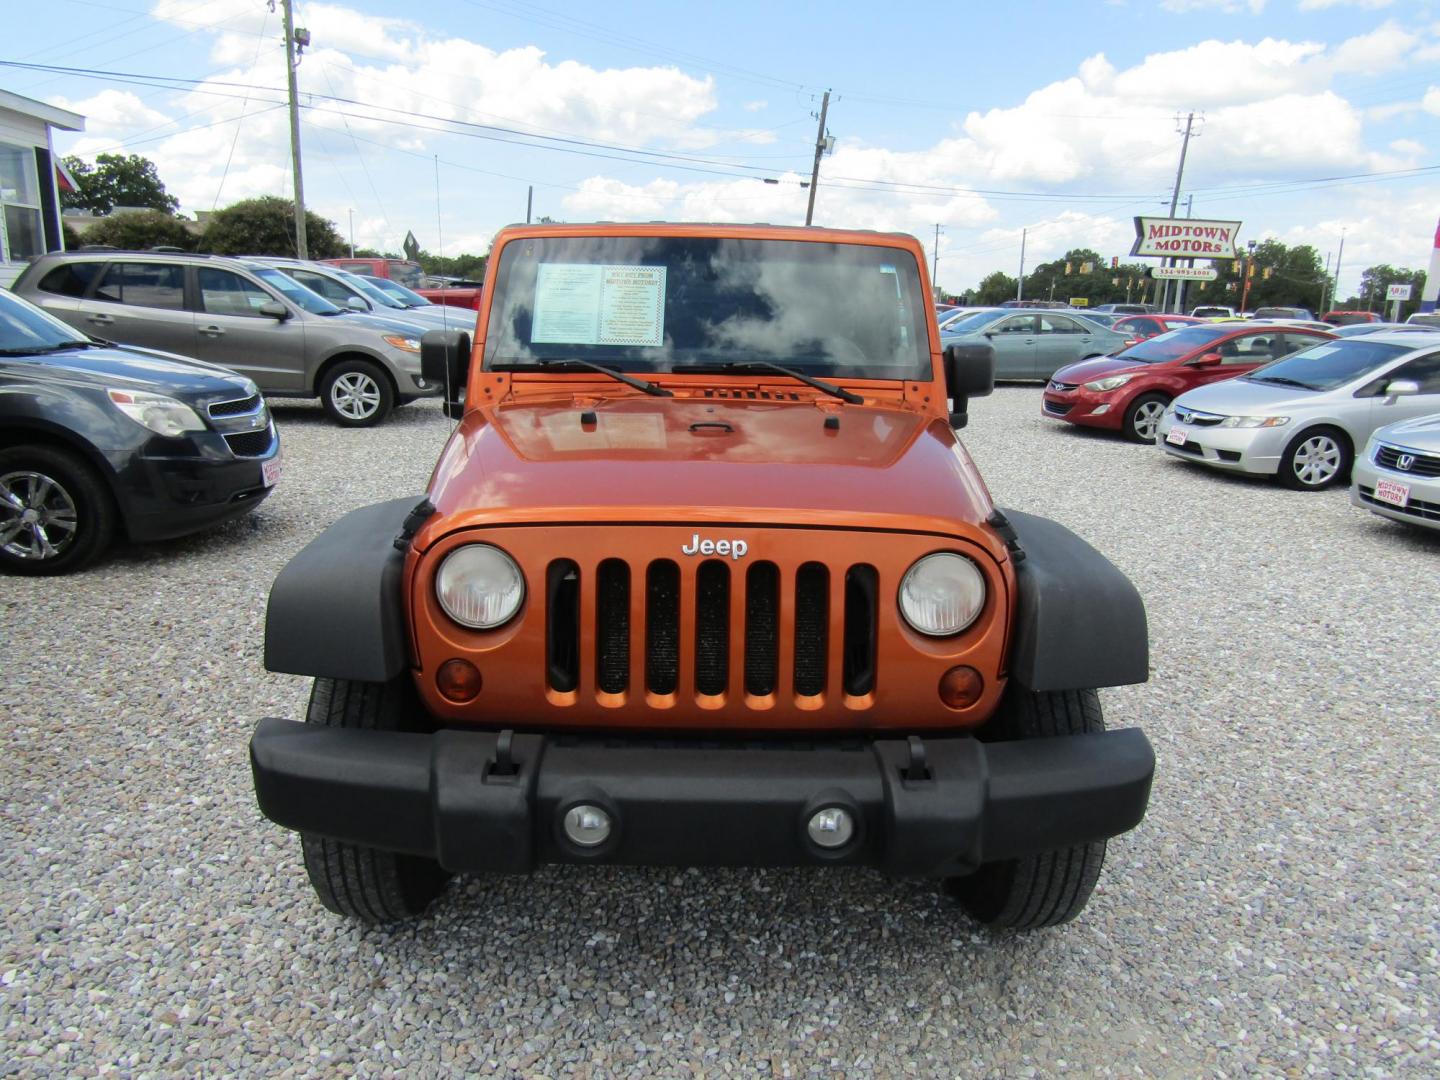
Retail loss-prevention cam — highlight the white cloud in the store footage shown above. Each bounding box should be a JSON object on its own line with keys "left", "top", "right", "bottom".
{"left": 1298, "top": 0, "right": 1392, "bottom": 10}
{"left": 1328, "top": 21, "right": 1418, "bottom": 74}
{"left": 52, "top": 90, "right": 172, "bottom": 135}
{"left": 1424, "top": 87, "right": 1440, "bottom": 115}
{"left": 1160, "top": 0, "right": 1267, "bottom": 13}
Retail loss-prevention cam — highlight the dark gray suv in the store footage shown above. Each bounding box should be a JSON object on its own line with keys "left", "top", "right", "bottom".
{"left": 13, "top": 251, "right": 439, "bottom": 426}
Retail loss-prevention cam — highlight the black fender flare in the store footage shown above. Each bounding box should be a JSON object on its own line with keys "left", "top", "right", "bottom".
{"left": 1000, "top": 508, "right": 1149, "bottom": 692}
{"left": 264, "top": 497, "right": 425, "bottom": 681}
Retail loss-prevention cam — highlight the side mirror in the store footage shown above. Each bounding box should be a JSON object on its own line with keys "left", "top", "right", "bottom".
{"left": 1383, "top": 378, "right": 1420, "bottom": 402}
{"left": 421, "top": 329, "right": 471, "bottom": 419}
{"left": 345, "top": 296, "right": 368, "bottom": 311}
{"left": 258, "top": 300, "right": 289, "bottom": 320}
{"left": 943, "top": 343, "right": 995, "bottom": 429}
{"left": 1188, "top": 352, "right": 1222, "bottom": 367}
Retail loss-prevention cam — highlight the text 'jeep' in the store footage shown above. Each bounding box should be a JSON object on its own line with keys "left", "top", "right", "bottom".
{"left": 251, "top": 224, "right": 1155, "bottom": 930}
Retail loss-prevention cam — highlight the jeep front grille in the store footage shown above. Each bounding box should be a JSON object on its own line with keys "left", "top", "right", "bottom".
{"left": 546, "top": 555, "right": 880, "bottom": 705}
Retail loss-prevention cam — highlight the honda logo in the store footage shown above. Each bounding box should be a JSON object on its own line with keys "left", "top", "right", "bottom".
{"left": 1395, "top": 453, "right": 1415, "bottom": 471}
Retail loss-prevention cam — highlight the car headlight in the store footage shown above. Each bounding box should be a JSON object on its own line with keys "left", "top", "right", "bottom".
{"left": 382, "top": 334, "right": 422, "bottom": 353}
{"left": 435, "top": 544, "right": 525, "bottom": 628}
{"left": 107, "top": 388, "right": 206, "bottom": 437}
{"left": 1217, "top": 415, "right": 1290, "bottom": 428}
{"left": 1083, "top": 374, "right": 1135, "bottom": 392}
{"left": 898, "top": 553, "right": 986, "bottom": 636}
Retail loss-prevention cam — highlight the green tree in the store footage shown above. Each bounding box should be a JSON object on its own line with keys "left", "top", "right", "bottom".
{"left": 61, "top": 153, "right": 180, "bottom": 216}
{"left": 74, "top": 210, "right": 195, "bottom": 251}
{"left": 199, "top": 197, "right": 346, "bottom": 258}
{"left": 415, "top": 249, "right": 487, "bottom": 280}
{"left": 1351, "top": 265, "right": 1427, "bottom": 318}
{"left": 974, "top": 271, "right": 1017, "bottom": 305}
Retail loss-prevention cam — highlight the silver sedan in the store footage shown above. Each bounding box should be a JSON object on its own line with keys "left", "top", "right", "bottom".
{"left": 1352, "top": 413, "right": 1440, "bottom": 531}
{"left": 1155, "top": 331, "right": 1440, "bottom": 490}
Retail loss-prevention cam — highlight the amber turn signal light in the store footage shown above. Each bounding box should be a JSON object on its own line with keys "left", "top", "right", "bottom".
{"left": 437, "top": 658, "right": 482, "bottom": 702}
{"left": 938, "top": 665, "right": 983, "bottom": 710}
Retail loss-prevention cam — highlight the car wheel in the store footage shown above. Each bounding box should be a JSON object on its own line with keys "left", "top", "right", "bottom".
{"left": 0, "top": 445, "right": 115, "bottom": 576}
{"left": 299, "top": 676, "right": 451, "bottom": 921}
{"left": 944, "top": 686, "right": 1107, "bottom": 930}
{"left": 1122, "top": 393, "right": 1169, "bottom": 443}
{"left": 320, "top": 359, "right": 394, "bottom": 427}
{"left": 1278, "top": 426, "right": 1351, "bottom": 491}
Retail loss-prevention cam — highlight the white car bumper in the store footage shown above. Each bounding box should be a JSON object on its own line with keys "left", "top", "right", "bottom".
{"left": 1154, "top": 409, "right": 1292, "bottom": 476}
{"left": 1351, "top": 441, "right": 1440, "bottom": 532}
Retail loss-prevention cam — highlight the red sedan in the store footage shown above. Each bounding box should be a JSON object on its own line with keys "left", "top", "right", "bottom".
{"left": 1041, "top": 322, "right": 1336, "bottom": 442}
{"left": 1111, "top": 313, "right": 1201, "bottom": 346}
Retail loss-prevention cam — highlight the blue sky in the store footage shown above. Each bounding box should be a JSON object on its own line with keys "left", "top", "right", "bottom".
{"left": 7, "top": 0, "right": 1439, "bottom": 300}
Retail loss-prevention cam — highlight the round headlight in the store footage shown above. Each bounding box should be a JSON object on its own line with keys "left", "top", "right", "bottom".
{"left": 898, "top": 553, "right": 986, "bottom": 636}
{"left": 435, "top": 544, "right": 525, "bottom": 629}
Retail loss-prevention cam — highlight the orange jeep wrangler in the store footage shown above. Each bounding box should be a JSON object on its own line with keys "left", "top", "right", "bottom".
{"left": 251, "top": 223, "right": 1154, "bottom": 929}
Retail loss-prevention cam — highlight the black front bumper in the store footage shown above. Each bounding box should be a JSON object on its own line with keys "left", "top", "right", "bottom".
{"left": 251, "top": 721, "right": 1154, "bottom": 877}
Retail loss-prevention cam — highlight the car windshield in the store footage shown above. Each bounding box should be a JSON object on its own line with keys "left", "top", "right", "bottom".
{"left": 943, "top": 310, "right": 1007, "bottom": 334}
{"left": 1114, "top": 324, "right": 1232, "bottom": 363}
{"left": 483, "top": 235, "right": 932, "bottom": 380}
{"left": 0, "top": 289, "right": 91, "bottom": 352}
{"left": 248, "top": 267, "right": 342, "bottom": 314}
{"left": 366, "top": 276, "right": 431, "bottom": 306}
{"left": 336, "top": 270, "right": 406, "bottom": 309}
{"left": 1242, "top": 339, "right": 1412, "bottom": 391}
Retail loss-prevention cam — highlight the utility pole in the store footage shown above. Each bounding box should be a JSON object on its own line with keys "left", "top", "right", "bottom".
{"left": 1175, "top": 193, "right": 1195, "bottom": 314}
{"left": 1158, "top": 111, "right": 1198, "bottom": 312}
{"left": 932, "top": 224, "right": 942, "bottom": 297}
{"left": 1332, "top": 228, "right": 1346, "bottom": 312}
{"left": 526, "top": 186, "right": 533, "bottom": 224}
{"left": 804, "top": 90, "right": 830, "bottom": 227}
{"left": 1017, "top": 228, "right": 1027, "bottom": 301}
{"left": 347, "top": 208, "right": 354, "bottom": 258}
{"left": 281, "top": 0, "right": 309, "bottom": 259}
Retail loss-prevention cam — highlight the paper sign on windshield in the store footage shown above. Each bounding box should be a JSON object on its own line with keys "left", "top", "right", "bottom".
{"left": 531, "top": 264, "right": 667, "bottom": 347}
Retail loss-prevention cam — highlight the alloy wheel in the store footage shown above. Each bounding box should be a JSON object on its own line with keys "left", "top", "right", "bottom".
{"left": 1132, "top": 400, "right": 1166, "bottom": 441}
{"left": 0, "top": 470, "right": 79, "bottom": 562}
{"left": 331, "top": 372, "right": 382, "bottom": 421}
{"left": 1292, "top": 435, "right": 1342, "bottom": 487}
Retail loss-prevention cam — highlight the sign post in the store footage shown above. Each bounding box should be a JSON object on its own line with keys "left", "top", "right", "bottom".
{"left": 1386, "top": 283, "right": 1412, "bottom": 323}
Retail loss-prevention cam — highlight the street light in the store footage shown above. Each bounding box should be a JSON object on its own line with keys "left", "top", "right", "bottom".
{"left": 347, "top": 208, "right": 355, "bottom": 258}
{"left": 1240, "top": 238, "right": 1258, "bottom": 313}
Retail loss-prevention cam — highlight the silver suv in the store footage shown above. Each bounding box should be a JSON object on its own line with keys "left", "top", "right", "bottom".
{"left": 13, "top": 251, "right": 438, "bottom": 426}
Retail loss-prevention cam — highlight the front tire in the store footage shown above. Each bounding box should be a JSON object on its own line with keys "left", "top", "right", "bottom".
{"left": 320, "top": 358, "right": 394, "bottom": 427}
{"left": 0, "top": 445, "right": 115, "bottom": 575}
{"left": 299, "top": 677, "right": 451, "bottom": 921}
{"left": 1277, "top": 426, "right": 1351, "bottom": 490}
{"left": 1122, "top": 393, "right": 1168, "bottom": 443}
{"left": 945, "top": 687, "right": 1108, "bottom": 930}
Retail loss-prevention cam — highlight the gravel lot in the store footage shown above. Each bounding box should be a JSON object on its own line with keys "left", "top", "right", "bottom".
{"left": 3, "top": 388, "right": 1438, "bottom": 1077}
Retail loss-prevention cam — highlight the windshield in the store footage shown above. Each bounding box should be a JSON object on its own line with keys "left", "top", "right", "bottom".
{"left": 336, "top": 270, "right": 406, "bottom": 309}
{"left": 248, "top": 267, "right": 342, "bottom": 315}
{"left": 942, "top": 310, "right": 1006, "bottom": 334}
{"left": 366, "top": 276, "right": 431, "bottom": 306}
{"left": 483, "top": 235, "right": 932, "bottom": 380}
{"left": 1243, "top": 339, "right": 1411, "bottom": 391}
{"left": 1114, "top": 324, "right": 1232, "bottom": 363}
{"left": 0, "top": 290, "right": 90, "bottom": 351}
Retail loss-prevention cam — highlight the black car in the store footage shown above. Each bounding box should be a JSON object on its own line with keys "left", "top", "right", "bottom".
{"left": 0, "top": 290, "right": 281, "bottom": 574}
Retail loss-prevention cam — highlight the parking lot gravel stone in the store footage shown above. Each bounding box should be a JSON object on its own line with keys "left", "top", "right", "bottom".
{"left": 3, "top": 389, "right": 1438, "bottom": 1076}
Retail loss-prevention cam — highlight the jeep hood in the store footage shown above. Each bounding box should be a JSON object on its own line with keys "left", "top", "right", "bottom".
{"left": 426, "top": 396, "right": 995, "bottom": 532}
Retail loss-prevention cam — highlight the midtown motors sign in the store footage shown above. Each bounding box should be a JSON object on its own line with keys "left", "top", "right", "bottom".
{"left": 1131, "top": 217, "right": 1243, "bottom": 259}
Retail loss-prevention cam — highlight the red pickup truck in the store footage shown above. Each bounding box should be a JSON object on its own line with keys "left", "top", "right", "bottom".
{"left": 322, "top": 258, "right": 483, "bottom": 311}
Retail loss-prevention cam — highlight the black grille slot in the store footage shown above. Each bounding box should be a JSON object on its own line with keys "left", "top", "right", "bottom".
{"left": 1376, "top": 445, "right": 1440, "bottom": 478}
{"left": 223, "top": 426, "right": 274, "bottom": 457}
{"left": 842, "top": 565, "right": 879, "bottom": 696}
{"left": 744, "top": 562, "right": 779, "bottom": 696}
{"left": 1043, "top": 401, "right": 1073, "bottom": 416}
{"left": 546, "top": 560, "right": 580, "bottom": 692}
{"left": 209, "top": 394, "right": 260, "bottom": 417}
{"left": 596, "top": 559, "right": 630, "bottom": 694}
{"left": 793, "top": 563, "right": 828, "bottom": 696}
{"left": 645, "top": 560, "right": 680, "bottom": 694}
{"left": 694, "top": 561, "right": 730, "bottom": 695}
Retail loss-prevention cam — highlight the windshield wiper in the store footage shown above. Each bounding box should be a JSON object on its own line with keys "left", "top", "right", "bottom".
{"left": 1247, "top": 375, "right": 1316, "bottom": 390}
{"left": 672, "top": 361, "right": 863, "bottom": 404}
{"left": 492, "top": 359, "right": 672, "bottom": 397}
{"left": 0, "top": 341, "right": 95, "bottom": 355}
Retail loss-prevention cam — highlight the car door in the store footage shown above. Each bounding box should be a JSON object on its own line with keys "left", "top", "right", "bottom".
{"left": 985, "top": 314, "right": 1038, "bottom": 378}
{"left": 1035, "top": 314, "right": 1106, "bottom": 380}
{"left": 79, "top": 261, "right": 197, "bottom": 356}
{"left": 1366, "top": 352, "right": 1440, "bottom": 435}
{"left": 192, "top": 267, "right": 307, "bottom": 392}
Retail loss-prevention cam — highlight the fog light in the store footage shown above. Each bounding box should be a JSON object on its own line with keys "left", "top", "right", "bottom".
{"left": 1091, "top": 404, "right": 1111, "bottom": 415}
{"left": 563, "top": 804, "right": 612, "bottom": 847}
{"left": 807, "top": 807, "right": 854, "bottom": 849}
{"left": 938, "top": 665, "right": 983, "bottom": 710}
{"left": 437, "top": 658, "right": 482, "bottom": 702}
